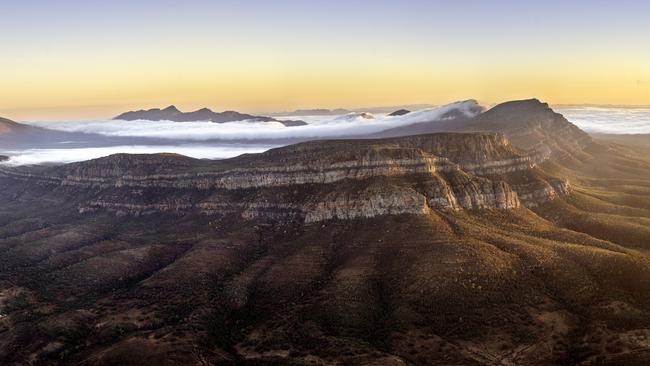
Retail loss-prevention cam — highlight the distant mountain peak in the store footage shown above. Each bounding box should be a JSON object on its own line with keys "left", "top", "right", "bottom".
{"left": 490, "top": 98, "right": 549, "bottom": 111}
{"left": 466, "top": 99, "right": 592, "bottom": 160}
{"left": 163, "top": 105, "right": 180, "bottom": 113}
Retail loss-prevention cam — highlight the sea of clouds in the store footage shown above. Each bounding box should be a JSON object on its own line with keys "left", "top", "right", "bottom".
{"left": 0, "top": 144, "right": 277, "bottom": 166}
{"left": 2, "top": 102, "right": 648, "bottom": 166}
{"left": 556, "top": 106, "right": 650, "bottom": 134}
{"left": 1, "top": 101, "right": 481, "bottom": 165}
{"left": 22, "top": 100, "right": 481, "bottom": 141}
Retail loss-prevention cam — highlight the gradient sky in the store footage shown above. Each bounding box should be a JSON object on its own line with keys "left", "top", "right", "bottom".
{"left": 1, "top": 0, "right": 649, "bottom": 120}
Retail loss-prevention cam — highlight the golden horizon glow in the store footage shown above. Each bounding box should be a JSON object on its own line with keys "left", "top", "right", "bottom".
{"left": 1, "top": 1, "right": 649, "bottom": 120}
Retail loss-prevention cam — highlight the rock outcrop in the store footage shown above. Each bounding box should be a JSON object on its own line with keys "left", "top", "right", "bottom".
{"left": 388, "top": 109, "right": 411, "bottom": 116}
{"left": 0, "top": 132, "right": 570, "bottom": 223}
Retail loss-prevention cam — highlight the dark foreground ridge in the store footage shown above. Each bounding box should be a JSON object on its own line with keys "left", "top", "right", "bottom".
{"left": 1, "top": 100, "right": 650, "bottom": 365}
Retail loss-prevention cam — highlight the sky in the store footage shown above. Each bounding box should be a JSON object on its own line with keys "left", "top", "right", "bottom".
{"left": 1, "top": 0, "right": 649, "bottom": 120}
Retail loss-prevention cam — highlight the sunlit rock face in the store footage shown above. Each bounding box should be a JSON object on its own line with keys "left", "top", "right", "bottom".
{"left": 0, "top": 132, "right": 569, "bottom": 222}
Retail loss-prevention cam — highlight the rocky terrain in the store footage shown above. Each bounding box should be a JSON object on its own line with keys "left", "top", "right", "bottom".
{"left": 0, "top": 132, "right": 565, "bottom": 220}
{"left": 0, "top": 100, "right": 649, "bottom": 365}
{"left": 462, "top": 99, "right": 593, "bottom": 161}
{"left": 114, "top": 105, "right": 307, "bottom": 126}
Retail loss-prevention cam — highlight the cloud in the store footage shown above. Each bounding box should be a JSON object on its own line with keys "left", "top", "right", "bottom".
{"left": 2, "top": 101, "right": 484, "bottom": 165}
{"left": 0, "top": 144, "right": 277, "bottom": 166}
{"left": 4, "top": 102, "right": 649, "bottom": 166}
{"left": 23, "top": 101, "right": 483, "bottom": 142}
{"left": 557, "top": 106, "right": 650, "bottom": 134}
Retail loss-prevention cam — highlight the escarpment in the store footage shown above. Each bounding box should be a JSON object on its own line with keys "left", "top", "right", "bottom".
{"left": 0, "top": 133, "right": 570, "bottom": 222}
{"left": 4, "top": 102, "right": 650, "bottom": 366}
{"left": 462, "top": 99, "right": 593, "bottom": 162}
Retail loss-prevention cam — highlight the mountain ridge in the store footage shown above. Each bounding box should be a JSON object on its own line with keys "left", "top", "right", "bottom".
{"left": 0, "top": 131, "right": 566, "bottom": 220}
{"left": 1, "top": 100, "right": 650, "bottom": 365}
{"left": 369, "top": 99, "right": 592, "bottom": 160}
{"left": 114, "top": 106, "right": 308, "bottom": 126}
{"left": 0, "top": 116, "right": 24, "bottom": 134}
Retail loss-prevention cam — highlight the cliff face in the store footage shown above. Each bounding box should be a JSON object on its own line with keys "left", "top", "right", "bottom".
{"left": 463, "top": 99, "right": 593, "bottom": 161}
{"left": 0, "top": 132, "right": 569, "bottom": 223}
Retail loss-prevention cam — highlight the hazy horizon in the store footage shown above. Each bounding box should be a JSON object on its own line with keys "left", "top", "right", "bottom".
{"left": 3, "top": 102, "right": 650, "bottom": 166}
{"left": 2, "top": 0, "right": 649, "bottom": 120}
{"left": 4, "top": 100, "right": 650, "bottom": 122}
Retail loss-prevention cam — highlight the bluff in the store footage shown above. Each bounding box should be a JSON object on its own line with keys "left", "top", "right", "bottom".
{"left": 462, "top": 99, "right": 593, "bottom": 161}
{"left": 368, "top": 99, "right": 593, "bottom": 164}
{"left": 0, "top": 132, "right": 568, "bottom": 222}
{"left": 3, "top": 103, "right": 650, "bottom": 366}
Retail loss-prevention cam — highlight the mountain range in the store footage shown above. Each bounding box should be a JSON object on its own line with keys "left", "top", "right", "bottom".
{"left": 1, "top": 99, "right": 650, "bottom": 365}
{"left": 0, "top": 101, "right": 480, "bottom": 151}
{"left": 114, "top": 105, "right": 308, "bottom": 126}
{"left": 271, "top": 104, "right": 439, "bottom": 116}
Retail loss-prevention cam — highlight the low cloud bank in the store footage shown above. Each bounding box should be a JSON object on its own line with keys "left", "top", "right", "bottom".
{"left": 0, "top": 144, "right": 277, "bottom": 166}
{"left": 6, "top": 102, "right": 646, "bottom": 166}
{"left": 24, "top": 101, "right": 482, "bottom": 142}
{"left": 557, "top": 106, "right": 650, "bottom": 134}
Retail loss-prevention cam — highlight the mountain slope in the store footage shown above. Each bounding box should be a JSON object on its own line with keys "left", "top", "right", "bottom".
{"left": 0, "top": 116, "right": 25, "bottom": 135}
{"left": 461, "top": 99, "right": 593, "bottom": 161}
{"left": 371, "top": 99, "right": 592, "bottom": 160}
{"left": 0, "top": 102, "right": 649, "bottom": 365}
{"left": 0, "top": 116, "right": 141, "bottom": 151}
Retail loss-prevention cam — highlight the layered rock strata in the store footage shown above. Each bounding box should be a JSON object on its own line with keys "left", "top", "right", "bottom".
{"left": 0, "top": 133, "right": 570, "bottom": 222}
